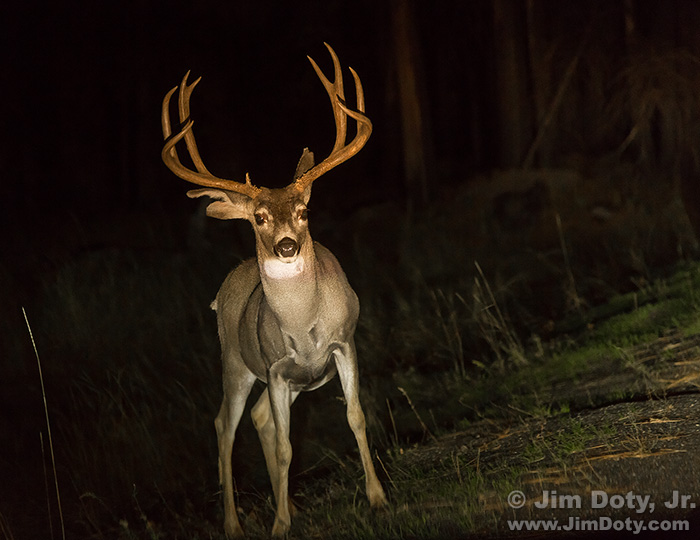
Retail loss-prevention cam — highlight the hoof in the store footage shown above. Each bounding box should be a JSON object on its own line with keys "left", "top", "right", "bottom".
{"left": 224, "top": 523, "right": 245, "bottom": 539}
{"left": 271, "top": 517, "right": 290, "bottom": 538}
{"left": 369, "top": 486, "right": 389, "bottom": 509}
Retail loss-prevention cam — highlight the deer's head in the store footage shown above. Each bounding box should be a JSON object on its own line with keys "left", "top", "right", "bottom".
{"left": 161, "top": 44, "right": 371, "bottom": 277}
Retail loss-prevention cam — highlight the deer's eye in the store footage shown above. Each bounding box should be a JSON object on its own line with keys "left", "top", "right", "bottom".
{"left": 255, "top": 213, "right": 267, "bottom": 226}
{"left": 297, "top": 208, "right": 308, "bottom": 221}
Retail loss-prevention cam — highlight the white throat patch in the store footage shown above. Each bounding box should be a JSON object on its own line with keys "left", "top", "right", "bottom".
{"left": 263, "top": 256, "right": 305, "bottom": 280}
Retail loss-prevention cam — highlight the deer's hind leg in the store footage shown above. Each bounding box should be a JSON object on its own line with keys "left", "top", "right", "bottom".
{"left": 251, "top": 388, "right": 300, "bottom": 523}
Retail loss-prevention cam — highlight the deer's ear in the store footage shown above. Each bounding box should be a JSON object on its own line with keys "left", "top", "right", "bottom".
{"left": 294, "top": 148, "right": 315, "bottom": 204}
{"left": 294, "top": 148, "right": 315, "bottom": 180}
{"left": 187, "top": 188, "right": 252, "bottom": 220}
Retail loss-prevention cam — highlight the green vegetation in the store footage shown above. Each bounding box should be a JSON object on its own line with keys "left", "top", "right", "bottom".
{"left": 4, "top": 208, "right": 700, "bottom": 538}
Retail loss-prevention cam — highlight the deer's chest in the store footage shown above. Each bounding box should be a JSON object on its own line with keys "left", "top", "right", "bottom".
{"left": 239, "top": 287, "right": 345, "bottom": 391}
{"left": 259, "top": 316, "right": 340, "bottom": 391}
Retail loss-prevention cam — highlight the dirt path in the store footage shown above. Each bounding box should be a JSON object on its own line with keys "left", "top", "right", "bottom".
{"left": 398, "top": 333, "right": 700, "bottom": 538}
{"left": 398, "top": 393, "right": 700, "bottom": 538}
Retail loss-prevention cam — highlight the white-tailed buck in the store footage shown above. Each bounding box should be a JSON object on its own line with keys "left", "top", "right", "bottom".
{"left": 161, "top": 43, "right": 387, "bottom": 538}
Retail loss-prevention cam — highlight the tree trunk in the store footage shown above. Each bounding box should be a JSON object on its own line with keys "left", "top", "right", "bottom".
{"left": 392, "top": 0, "right": 434, "bottom": 202}
{"left": 492, "top": 0, "right": 532, "bottom": 167}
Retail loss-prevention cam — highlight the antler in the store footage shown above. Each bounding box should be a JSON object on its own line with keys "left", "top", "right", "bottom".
{"left": 294, "top": 43, "right": 373, "bottom": 193}
{"left": 161, "top": 72, "right": 261, "bottom": 199}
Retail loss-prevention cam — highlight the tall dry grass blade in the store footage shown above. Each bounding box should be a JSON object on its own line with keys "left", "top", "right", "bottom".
{"left": 555, "top": 213, "right": 585, "bottom": 314}
{"left": 0, "top": 512, "right": 16, "bottom": 540}
{"left": 40, "top": 433, "right": 54, "bottom": 540}
{"left": 386, "top": 398, "right": 399, "bottom": 448}
{"left": 22, "top": 307, "right": 65, "bottom": 540}
{"left": 397, "top": 387, "right": 437, "bottom": 442}
{"left": 473, "top": 261, "right": 527, "bottom": 369}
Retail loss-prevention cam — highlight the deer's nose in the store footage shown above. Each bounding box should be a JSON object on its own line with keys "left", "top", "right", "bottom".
{"left": 274, "top": 237, "right": 299, "bottom": 258}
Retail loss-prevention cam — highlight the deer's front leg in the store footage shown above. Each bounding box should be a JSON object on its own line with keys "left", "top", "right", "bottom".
{"left": 215, "top": 366, "right": 257, "bottom": 539}
{"left": 267, "top": 364, "right": 294, "bottom": 537}
{"left": 334, "top": 339, "right": 388, "bottom": 508}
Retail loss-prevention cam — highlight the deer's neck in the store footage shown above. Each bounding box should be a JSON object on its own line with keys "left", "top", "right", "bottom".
{"left": 258, "top": 243, "right": 320, "bottom": 333}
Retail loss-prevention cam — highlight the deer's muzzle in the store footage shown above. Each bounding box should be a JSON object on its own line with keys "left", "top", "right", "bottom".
{"left": 274, "top": 237, "right": 299, "bottom": 259}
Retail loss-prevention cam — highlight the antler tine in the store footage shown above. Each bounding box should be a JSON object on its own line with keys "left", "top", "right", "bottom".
{"left": 176, "top": 72, "right": 213, "bottom": 176}
{"left": 161, "top": 74, "right": 261, "bottom": 198}
{"left": 307, "top": 43, "right": 347, "bottom": 154}
{"left": 295, "top": 43, "right": 373, "bottom": 193}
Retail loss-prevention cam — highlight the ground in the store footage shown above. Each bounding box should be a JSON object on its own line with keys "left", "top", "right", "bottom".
{"left": 277, "top": 327, "right": 700, "bottom": 539}
{"left": 401, "top": 393, "right": 700, "bottom": 538}
{"left": 3, "top": 173, "right": 700, "bottom": 539}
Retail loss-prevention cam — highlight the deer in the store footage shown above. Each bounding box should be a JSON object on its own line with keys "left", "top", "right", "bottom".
{"left": 160, "top": 43, "right": 388, "bottom": 538}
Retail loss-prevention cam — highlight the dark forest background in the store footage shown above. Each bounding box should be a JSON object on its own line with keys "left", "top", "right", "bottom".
{"left": 3, "top": 0, "right": 700, "bottom": 538}
{"left": 4, "top": 0, "right": 700, "bottom": 241}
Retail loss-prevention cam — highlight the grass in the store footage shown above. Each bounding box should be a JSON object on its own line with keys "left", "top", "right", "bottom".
{"left": 3, "top": 248, "right": 229, "bottom": 538}
{"left": 23, "top": 308, "right": 65, "bottom": 540}
{"left": 283, "top": 417, "right": 616, "bottom": 540}
{"left": 288, "top": 451, "right": 514, "bottom": 540}
{"left": 3, "top": 193, "right": 700, "bottom": 538}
